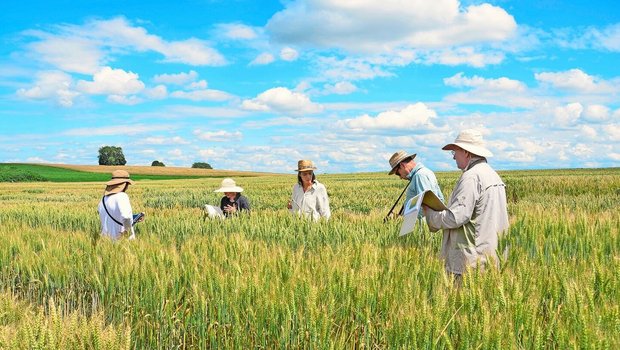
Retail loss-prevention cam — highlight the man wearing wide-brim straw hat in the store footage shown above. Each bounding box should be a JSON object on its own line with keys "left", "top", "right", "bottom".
{"left": 287, "top": 160, "right": 331, "bottom": 221}
{"left": 97, "top": 170, "right": 144, "bottom": 240}
{"left": 423, "top": 129, "right": 509, "bottom": 284}
{"left": 386, "top": 150, "right": 444, "bottom": 218}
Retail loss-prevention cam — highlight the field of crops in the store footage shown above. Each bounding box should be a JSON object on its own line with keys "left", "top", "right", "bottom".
{"left": 0, "top": 168, "right": 618, "bottom": 349}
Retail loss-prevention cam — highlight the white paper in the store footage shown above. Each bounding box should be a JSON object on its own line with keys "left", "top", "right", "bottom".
{"left": 399, "top": 193, "right": 424, "bottom": 236}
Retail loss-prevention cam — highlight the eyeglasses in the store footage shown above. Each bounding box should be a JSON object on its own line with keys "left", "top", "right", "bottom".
{"left": 450, "top": 150, "right": 456, "bottom": 156}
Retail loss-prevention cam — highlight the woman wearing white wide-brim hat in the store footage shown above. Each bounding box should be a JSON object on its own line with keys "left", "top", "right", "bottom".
{"left": 422, "top": 129, "right": 509, "bottom": 285}
{"left": 287, "top": 160, "right": 331, "bottom": 221}
{"left": 97, "top": 170, "right": 145, "bottom": 240}
{"left": 205, "top": 178, "right": 250, "bottom": 218}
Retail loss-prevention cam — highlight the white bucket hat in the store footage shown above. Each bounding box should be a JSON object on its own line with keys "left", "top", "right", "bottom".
{"left": 442, "top": 129, "right": 493, "bottom": 158}
{"left": 214, "top": 178, "right": 244, "bottom": 193}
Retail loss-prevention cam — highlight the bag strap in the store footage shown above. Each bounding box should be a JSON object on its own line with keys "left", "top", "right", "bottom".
{"left": 101, "top": 196, "right": 124, "bottom": 226}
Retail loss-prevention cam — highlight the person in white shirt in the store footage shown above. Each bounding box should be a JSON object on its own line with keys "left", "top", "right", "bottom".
{"left": 98, "top": 170, "right": 145, "bottom": 240}
{"left": 287, "top": 160, "right": 331, "bottom": 221}
{"left": 423, "top": 129, "right": 509, "bottom": 283}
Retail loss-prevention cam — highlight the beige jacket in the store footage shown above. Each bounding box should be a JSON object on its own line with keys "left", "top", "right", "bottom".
{"left": 426, "top": 160, "right": 509, "bottom": 274}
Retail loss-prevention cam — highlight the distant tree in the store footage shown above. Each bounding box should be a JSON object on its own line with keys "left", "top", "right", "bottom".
{"left": 151, "top": 160, "right": 165, "bottom": 167}
{"left": 98, "top": 146, "right": 127, "bottom": 166}
{"left": 191, "top": 162, "right": 212, "bottom": 169}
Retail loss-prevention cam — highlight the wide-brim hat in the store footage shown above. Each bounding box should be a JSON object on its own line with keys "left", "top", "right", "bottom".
{"left": 104, "top": 170, "right": 134, "bottom": 195}
{"left": 388, "top": 151, "right": 416, "bottom": 175}
{"left": 214, "top": 178, "right": 243, "bottom": 193}
{"left": 442, "top": 129, "right": 493, "bottom": 158}
{"left": 295, "top": 160, "right": 317, "bottom": 172}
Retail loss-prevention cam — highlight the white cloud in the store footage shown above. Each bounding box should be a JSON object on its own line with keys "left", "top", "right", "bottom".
{"left": 24, "top": 17, "right": 226, "bottom": 75}
{"left": 571, "top": 143, "right": 594, "bottom": 157}
{"left": 194, "top": 129, "right": 243, "bottom": 142}
{"left": 26, "top": 33, "right": 103, "bottom": 74}
{"left": 280, "top": 47, "right": 299, "bottom": 61}
{"left": 422, "top": 47, "right": 505, "bottom": 67}
{"left": 153, "top": 70, "right": 198, "bottom": 85}
{"left": 535, "top": 69, "right": 614, "bottom": 93}
{"left": 187, "top": 80, "right": 208, "bottom": 90}
{"left": 342, "top": 103, "right": 438, "bottom": 130}
{"left": 77, "top": 66, "right": 144, "bottom": 95}
{"left": 139, "top": 136, "right": 190, "bottom": 145}
{"left": 170, "top": 89, "right": 233, "bottom": 101}
{"left": 322, "top": 81, "right": 357, "bottom": 95}
{"left": 16, "top": 70, "right": 79, "bottom": 107}
{"left": 606, "top": 124, "right": 620, "bottom": 141}
{"left": 580, "top": 125, "right": 597, "bottom": 139}
{"left": 218, "top": 23, "right": 259, "bottom": 40}
{"left": 168, "top": 149, "right": 184, "bottom": 157}
{"left": 241, "top": 87, "right": 323, "bottom": 115}
{"left": 316, "top": 56, "right": 394, "bottom": 81}
{"left": 554, "top": 102, "right": 583, "bottom": 126}
{"left": 144, "top": 85, "right": 168, "bottom": 99}
{"left": 107, "top": 94, "right": 142, "bottom": 105}
{"left": 443, "top": 72, "right": 534, "bottom": 108}
{"left": 583, "top": 104, "right": 610, "bottom": 122}
{"left": 250, "top": 52, "right": 275, "bottom": 65}
{"left": 266, "top": 0, "right": 516, "bottom": 53}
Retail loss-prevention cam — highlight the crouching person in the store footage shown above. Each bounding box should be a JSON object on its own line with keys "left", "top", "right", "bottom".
{"left": 98, "top": 170, "right": 145, "bottom": 240}
{"left": 205, "top": 178, "right": 250, "bottom": 219}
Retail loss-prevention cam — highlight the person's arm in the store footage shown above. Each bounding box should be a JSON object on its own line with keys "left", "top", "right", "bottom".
{"left": 425, "top": 177, "right": 478, "bottom": 230}
{"left": 239, "top": 196, "right": 250, "bottom": 212}
{"left": 316, "top": 185, "right": 331, "bottom": 220}
{"left": 117, "top": 194, "right": 135, "bottom": 237}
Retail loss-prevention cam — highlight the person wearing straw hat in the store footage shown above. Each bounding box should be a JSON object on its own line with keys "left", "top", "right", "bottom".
{"left": 287, "top": 160, "right": 331, "bottom": 221}
{"left": 97, "top": 170, "right": 145, "bottom": 240}
{"left": 387, "top": 150, "right": 444, "bottom": 218}
{"left": 423, "top": 129, "right": 509, "bottom": 282}
{"left": 205, "top": 178, "right": 250, "bottom": 218}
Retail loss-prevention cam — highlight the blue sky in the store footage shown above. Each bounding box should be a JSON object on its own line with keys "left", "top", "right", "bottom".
{"left": 1, "top": 0, "right": 618, "bottom": 173}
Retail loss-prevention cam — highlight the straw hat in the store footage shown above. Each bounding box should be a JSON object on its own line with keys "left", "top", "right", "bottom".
{"left": 442, "top": 129, "right": 493, "bottom": 158}
{"left": 388, "top": 151, "right": 416, "bottom": 175}
{"left": 104, "top": 170, "right": 134, "bottom": 195}
{"left": 214, "top": 178, "right": 244, "bottom": 193}
{"left": 295, "top": 160, "right": 317, "bottom": 172}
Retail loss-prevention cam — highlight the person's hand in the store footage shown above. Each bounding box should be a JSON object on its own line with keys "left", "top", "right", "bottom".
{"left": 421, "top": 205, "right": 429, "bottom": 216}
{"left": 224, "top": 205, "right": 236, "bottom": 214}
{"left": 137, "top": 212, "right": 146, "bottom": 222}
{"left": 287, "top": 200, "right": 292, "bottom": 209}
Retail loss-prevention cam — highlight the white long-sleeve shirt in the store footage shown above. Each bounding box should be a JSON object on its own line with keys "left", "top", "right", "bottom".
{"left": 98, "top": 192, "right": 135, "bottom": 240}
{"left": 426, "top": 160, "right": 509, "bottom": 274}
{"left": 290, "top": 181, "right": 331, "bottom": 221}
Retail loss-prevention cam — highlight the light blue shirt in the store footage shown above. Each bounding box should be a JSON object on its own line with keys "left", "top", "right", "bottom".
{"left": 405, "top": 162, "right": 445, "bottom": 205}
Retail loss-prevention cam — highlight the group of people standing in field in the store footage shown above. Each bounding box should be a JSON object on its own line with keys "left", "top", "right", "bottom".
{"left": 98, "top": 129, "right": 509, "bottom": 282}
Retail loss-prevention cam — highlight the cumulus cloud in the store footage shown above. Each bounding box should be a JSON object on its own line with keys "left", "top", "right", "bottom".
{"left": 341, "top": 103, "right": 438, "bottom": 130}
{"left": 144, "top": 85, "right": 168, "bottom": 99}
{"left": 266, "top": 0, "right": 516, "bottom": 53}
{"left": 217, "top": 23, "right": 259, "bottom": 40}
{"left": 76, "top": 66, "right": 145, "bottom": 95}
{"left": 23, "top": 17, "right": 226, "bottom": 75}
{"left": 250, "top": 52, "right": 275, "bottom": 65}
{"left": 241, "top": 87, "right": 323, "bottom": 115}
{"left": 606, "top": 124, "right": 620, "bottom": 141}
{"left": 422, "top": 47, "right": 505, "bottom": 67}
{"left": 583, "top": 104, "right": 610, "bottom": 122}
{"left": 554, "top": 102, "right": 583, "bottom": 126}
{"left": 322, "top": 81, "right": 357, "bottom": 95}
{"left": 443, "top": 72, "right": 534, "bottom": 108}
{"left": 16, "top": 70, "right": 79, "bottom": 107}
{"left": 535, "top": 69, "right": 615, "bottom": 93}
{"left": 280, "top": 47, "right": 299, "bottom": 61}
{"left": 194, "top": 129, "right": 243, "bottom": 142}
{"left": 107, "top": 94, "right": 142, "bottom": 105}
{"left": 153, "top": 70, "right": 198, "bottom": 85}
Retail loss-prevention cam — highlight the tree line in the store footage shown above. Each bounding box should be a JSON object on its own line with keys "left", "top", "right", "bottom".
{"left": 98, "top": 146, "right": 212, "bottom": 169}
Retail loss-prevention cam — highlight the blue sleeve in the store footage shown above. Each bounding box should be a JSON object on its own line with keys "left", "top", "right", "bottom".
{"left": 239, "top": 196, "right": 251, "bottom": 211}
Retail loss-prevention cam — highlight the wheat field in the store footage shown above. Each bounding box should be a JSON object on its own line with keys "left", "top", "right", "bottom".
{"left": 0, "top": 168, "right": 618, "bottom": 349}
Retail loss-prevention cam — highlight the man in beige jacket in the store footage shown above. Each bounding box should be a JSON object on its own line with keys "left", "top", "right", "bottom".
{"left": 423, "top": 129, "right": 509, "bottom": 282}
